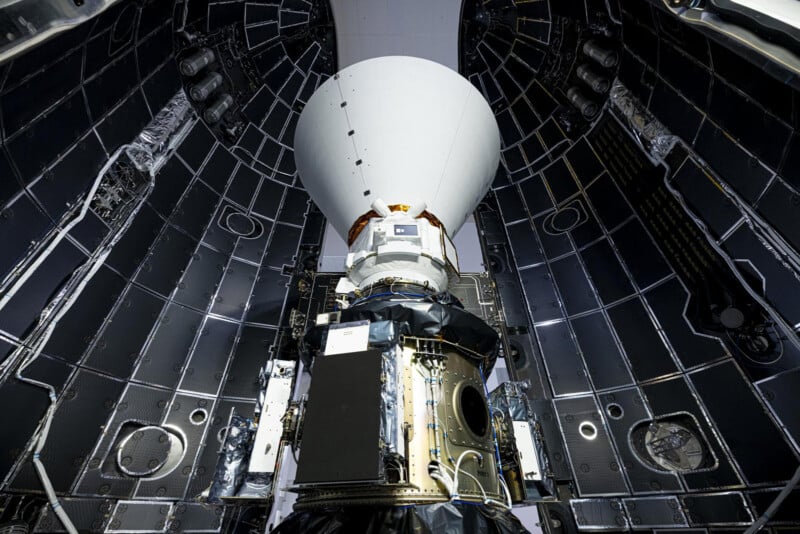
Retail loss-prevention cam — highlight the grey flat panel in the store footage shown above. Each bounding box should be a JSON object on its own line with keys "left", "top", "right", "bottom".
{"left": 295, "top": 350, "right": 383, "bottom": 484}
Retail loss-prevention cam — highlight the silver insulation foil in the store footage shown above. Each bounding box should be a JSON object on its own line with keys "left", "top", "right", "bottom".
{"left": 370, "top": 321, "right": 403, "bottom": 456}
{"left": 207, "top": 415, "right": 254, "bottom": 502}
{"left": 125, "top": 89, "right": 194, "bottom": 176}
{"left": 608, "top": 79, "right": 678, "bottom": 161}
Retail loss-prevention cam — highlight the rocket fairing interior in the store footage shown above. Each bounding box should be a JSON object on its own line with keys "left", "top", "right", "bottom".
{"left": 0, "top": 0, "right": 800, "bottom": 533}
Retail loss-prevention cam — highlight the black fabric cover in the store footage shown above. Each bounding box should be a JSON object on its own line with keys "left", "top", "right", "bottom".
{"left": 304, "top": 296, "right": 500, "bottom": 371}
{"left": 271, "top": 502, "right": 529, "bottom": 533}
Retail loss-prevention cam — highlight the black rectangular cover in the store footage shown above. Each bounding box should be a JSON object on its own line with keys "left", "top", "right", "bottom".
{"left": 295, "top": 350, "right": 383, "bottom": 484}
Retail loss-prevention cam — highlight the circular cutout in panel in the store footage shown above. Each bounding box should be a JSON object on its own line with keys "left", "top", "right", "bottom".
{"left": 117, "top": 426, "right": 172, "bottom": 477}
{"left": 190, "top": 408, "right": 208, "bottom": 425}
{"left": 459, "top": 384, "right": 489, "bottom": 438}
{"left": 111, "top": 4, "right": 136, "bottom": 44}
{"left": 643, "top": 421, "right": 705, "bottom": 471}
{"left": 606, "top": 403, "right": 623, "bottom": 420}
{"left": 550, "top": 206, "right": 581, "bottom": 233}
{"left": 225, "top": 211, "right": 256, "bottom": 236}
{"left": 578, "top": 421, "right": 597, "bottom": 440}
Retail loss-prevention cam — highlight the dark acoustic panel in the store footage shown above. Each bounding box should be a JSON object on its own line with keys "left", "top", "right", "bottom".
{"left": 536, "top": 321, "right": 591, "bottom": 396}
{"left": 495, "top": 185, "right": 527, "bottom": 223}
{"left": 553, "top": 396, "right": 628, "bottom": 496}
{"left": 506, "top": 221, "right": 544, "bottom": 268}
{"left": 223, "top": 326, "right": 276, "bottom": 399}
{"left": 211, "top": 260, "right": 258, "bottom": 320}
{"left": 179, "top": 317, "right": 238, "bottom": 395}
{"left": 519, "top": 175, "right": 555, "bottom": 216}
{"left": 690, "top": 362, "right": 799, "bottom": 485}
{"left": 722, "top": 225, "right": 800, "bottom": 326}
{"left": 44, "top": 265, "right": 126, "bottom": 363}
{"left": 134, "top": 303, "right": 203, "bottom": 388}
{"left": 598, "top": 388, "right": 682, "bottom": 493}
{"left": 682, "top": 492, "right": 752, "bottom": 526}
{"left": 673, "top": 161, "right": 740, "bottom": 239}
{"left": 542, "top": 159, "right": 578, "bottom": 204}
{"left": 622, "top": 496, "right": 688, "bottom": 528}
{"left": 198, "top": 144, "right": 237, "bottom": 194}
{"left": 30, "top": 134, "right": 106, "bottom": 220}
{"left": 135, "top": 225, "right": 197, "bottom": 296}
{"left": 757, "top": 368, "right": 800, "bottom": 445}
{"left": 570, "top": 499, "right": 628, "bottom": 530}
{"left": 568, "top": 205, "right": 603, "bottom": 249}
{"left": 295, "top": 350, "right": 383, "bottom": 484}
{"left": 226, "top": 163, "right": 262, "bottom": 209}
{"left": 0, "top": 239, "right": 85, "bottom": 338}
{"left": 148, "top": 156, "right": 194, "bottom": 218}
{"left": 177, "top": 122, "right": 216, "bottom": 172}
{"left": 519, "top": 264, "right": 563, "bottom": 323}
{"left": 748, "top": 488, "right": 800, "bottom": 523}
{"left": 263, "top": 223, "right": 301, "bottom": 269}
{"left": 11, "top": 370, "right": 126, "bottom": 492}
{"left": 585, "top": 174, "right": 632, "bottom": 232}
{"left": 174, "top": 244, "right": 227, "bottom": 312}
{"left": 533, "top": 212, "right": 573, "bottom": 260}
{"left": 84, "top": 285, "right": 166, "bottom": 378}
{"left": 693, "top": 120, "right": 772, "bottom": 204}
{"left": 106, "top": 204, "right": 164, "bottom": 277}
{"left": 565, "top": 138, "right": 604, "bottom": 186}
{"left": 135, "top": 394, "right": 213, "bottom": 499}
{"left": 607, "top": 297, "right": 677, "bottom": 381}
{"left": 0, "top": 196, "right": 51, "bottom": 281}
{"left": 246, "top": 268, "right": 289, "bottom": 326}
{"left": 644, "top": 279, "right": 727, "bottom": 369}
{"left": 579, "top": 239, "right": 633, "bottom": 305}
{"left": 642, "top": 376, "right": 741, "bottom": 490}
{"left": 171, "top": 181, "right": 220, "bottom": 240}
{"left": 252, "top": 178, "right": 286, "bottom": 220}
{"left": 0, "top": 356, "right": 72, "bottom": 481}
{"left": 549, "top": 254, "right": 598, "bottom": 316}
{"left": 570, "top": 313, "right": 633, "bottom": 391}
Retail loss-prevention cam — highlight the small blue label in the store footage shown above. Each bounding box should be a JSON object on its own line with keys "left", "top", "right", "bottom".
{"left": 394, "top": 224, "right": 418, "bottom": 236}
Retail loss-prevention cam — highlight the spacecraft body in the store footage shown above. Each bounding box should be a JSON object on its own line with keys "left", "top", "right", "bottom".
{"left": 268, "top": 56, "right": 533, "bottom": 528}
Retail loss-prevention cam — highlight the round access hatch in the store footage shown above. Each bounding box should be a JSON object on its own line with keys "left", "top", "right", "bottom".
{"left": 117, "top": 426, "right": 173, "bottom": 477}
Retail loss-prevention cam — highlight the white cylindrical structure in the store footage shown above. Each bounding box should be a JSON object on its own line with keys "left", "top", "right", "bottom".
{"left": 294, "top": 56, "right": 500, "bottom": 291}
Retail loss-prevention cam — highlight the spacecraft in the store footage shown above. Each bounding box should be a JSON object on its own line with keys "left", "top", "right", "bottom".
{"left": 0, "top": 0, "right": 800, "bottom": 533}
